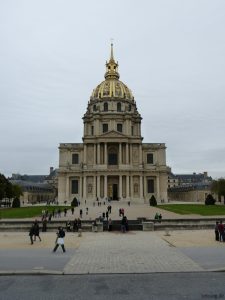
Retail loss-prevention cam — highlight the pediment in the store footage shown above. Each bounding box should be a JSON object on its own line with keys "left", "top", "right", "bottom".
{"left": 100, "top": 130, "right": 127, "bottom": 138}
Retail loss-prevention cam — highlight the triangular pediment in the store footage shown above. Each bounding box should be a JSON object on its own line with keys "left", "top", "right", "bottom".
{"left": 100, "top": 130, "right": 127, "bottom": 138}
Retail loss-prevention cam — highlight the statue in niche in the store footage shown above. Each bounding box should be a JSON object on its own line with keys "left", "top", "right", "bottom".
{"left": 133, "top": 148, "right": 138, "bottom": 162}
{"left": 134, "top": 183, "right": 139, "bottom": 194}
{"left": 88, "top": 184, "right": 92, "bottom": 193}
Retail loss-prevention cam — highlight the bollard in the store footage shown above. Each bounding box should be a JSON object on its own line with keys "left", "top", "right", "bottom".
{"left": 78, "top": 228, "right": 82, "bottom": 237}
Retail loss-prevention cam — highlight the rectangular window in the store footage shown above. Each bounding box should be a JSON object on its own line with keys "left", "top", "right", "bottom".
{"left": 131, "top": 126, "right": 134, "bottom": 136}
{"left": 147, "top": 179, "right": 154, "bottom": 193}
{"left": 117, "top": 123, "right": 122, "bottom": 132}
{"left": 91, "top": 126, "right": 94, "bottom": 135}
{"left": 71, "top": 180, "right": 78, "bottom": 194}
{"left": 147, "top": 153, "right": 153, "bottom": 164}
{"left": 103, "top": 123, "right": 108, "bottom": 133}
{"left": 72, "top": 153, "right": 79, "bottom": 164}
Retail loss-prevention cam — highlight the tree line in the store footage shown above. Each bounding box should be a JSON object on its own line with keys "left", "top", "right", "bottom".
{"left": 0, "top": 173, "right": 23, "bottom": 207}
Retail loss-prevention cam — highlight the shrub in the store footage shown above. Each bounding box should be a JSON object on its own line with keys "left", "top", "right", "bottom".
{"left": 149, "top": 195, "right": 157, "bottom": 206}
{"left": 205, "top": 194, "right": 216, "bottom": 205}
{"left": 12, "top": 197, "right": 21, "bottom": 208}
{"left": 71, "top": 197, "right": 78, "bottom": 207}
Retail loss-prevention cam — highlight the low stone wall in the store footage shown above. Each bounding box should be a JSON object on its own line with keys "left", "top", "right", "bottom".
{"left": 1, "top": 218, "right": 224, "bottom": 232}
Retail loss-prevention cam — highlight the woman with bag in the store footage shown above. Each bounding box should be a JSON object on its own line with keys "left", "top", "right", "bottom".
{"left": 53, "top": 227, "right": 66, "bottom": 253}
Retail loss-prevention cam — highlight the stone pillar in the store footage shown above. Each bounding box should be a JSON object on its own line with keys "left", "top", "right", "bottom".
{"left": 126, "top": 175, "right": 129, "bottom": 199}
{"left": 126, "top": 143, "right": 129, "bottom": 164}
{"left": 97, "top": 144, "right": 100, "bottom": 164}
{"left": 130, "top": 144, "right": 132, "bottom": 165}
{"left": 143, "top": 176, "right": 146, "bottom": 202}
{"left": 79, "top": 177, "right": 82, "bottom": 199}
{"left": 140, "top": 175, "right": 143, "bottom": 199}
{"left": 93, "top": 144, "right": 96, "bottom": 165}
{"left": 83, "top": 176, "right": 86, "bottom": 200}
{"left": 83, "top": 145, "right": 87, "bottom": 164}
{"left": 130, "top": 175, "right": 133, "bottom": 199}
{"left": 93, "top": 176, "right": 96, "bottom": 199}
{"left": 119, "top": 143, "right": 122, "bottom": 164}
{"left": 119, "top": 175, "right": 122, "bottom": 200}
{"left": 139, "top": 144, "right": 142, "bottom": 165}
{"left": 104, "top": 175, "right": 107, "bottom": 198}
{"left": 156, "top": 176, "right": 160, "bottom": 202}
{"left": 66, "top": 176, "right": 70, "bottom": 202}
{"left": 104, "top": 143, "right": 107, "bottom": 164}
{"left": 97, "top": 175, "right": 100, "bottom": 198}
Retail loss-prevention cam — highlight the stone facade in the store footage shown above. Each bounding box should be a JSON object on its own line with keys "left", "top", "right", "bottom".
{"left": 58, "top": 45, "right": 168, "bottom": 204}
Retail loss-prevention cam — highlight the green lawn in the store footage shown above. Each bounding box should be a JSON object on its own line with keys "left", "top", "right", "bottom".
{"left": 159, "top": 204, "right": 225, "bottom": 216}
{"left": 0, "top": 206, "right": 68, "bottom": 219}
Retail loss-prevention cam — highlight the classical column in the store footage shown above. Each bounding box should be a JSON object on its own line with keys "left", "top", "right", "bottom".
{"left": 104, "top": 143, "right": 107, "bottom": 164}
{"left": 83, "top": 145, "right": 87, "bottom": 164}
{"left": 93, "top": 176, "right": 96, "bottom": 199}
{"left": 130, "top": 175, "right": 133, "bottom": 199}
{"left": 119, "top": 143, "right": 122, "bottom": 164}
{"left": 66, "top": 176, "right": 70, "bottom": 201}
{"left": 83, "top": 176, "right": 86, "bottom": 200}
{"left": 79, "top": 177, "right": 82, "bottom": 200}
{"left": 104, "top": 175, "right": 107, "bottom": 198}
{"left": 139, "top": 144, "right": 142, "bottom": 165}
{"left": 119, "top": 175, "right": 123, "bottom": 200}
{"left": 143, "top": 176, "right": 146, "bottom": 201}
{"left": 97, "top": 175, "right": 100, "bottom": 198}
{"left": 156, "top": 176, "right": 160, "bottom": 201}
{"left": 126, "top": 175, "right": 129, "bottom": 200}
{"left": 140, "top": 175, "right": 143, "bottom": 199}
{"left": 126, "top": 143, "right": 129, "bottom": 164}
{"left": 93, "top": 144, "right": 96, "bottom": 165}
{"left": 130, "top": 144, "right": 132, "bottom": 165}
{"left": 97, "top": 144, "right": 100, "bottom": 164}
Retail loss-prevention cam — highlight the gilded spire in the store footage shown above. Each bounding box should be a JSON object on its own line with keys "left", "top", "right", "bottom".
{"left": 105, "top": 43, "right": 120, "bottom": 80}
{"left": 110, "top": 43, "right": 114, "bottom": 62}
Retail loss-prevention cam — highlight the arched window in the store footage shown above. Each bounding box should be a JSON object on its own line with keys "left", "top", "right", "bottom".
{"left": 117, "top": 102, "right": 121, "bottom": 112}
{"left": 104, "top": 102, "right": 108, "bottom": 112}
{"left": 108, "top": 147, "right": 118, "bottom": 165}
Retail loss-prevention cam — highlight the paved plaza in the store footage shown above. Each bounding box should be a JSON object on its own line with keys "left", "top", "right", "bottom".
{"left": 1, "top": 229, "right": 225, "bottom": 274}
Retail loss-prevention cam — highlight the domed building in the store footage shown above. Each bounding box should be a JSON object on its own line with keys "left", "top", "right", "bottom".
{"left": 58, "top": 45, "right": 168, "bottom": 204}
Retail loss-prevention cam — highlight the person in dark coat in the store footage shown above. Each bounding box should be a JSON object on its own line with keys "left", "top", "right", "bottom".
{"left": 215, "top": 221, "right": 219, "bottom": 241}
{"left": 33, "top": 220, "right": 41, "bottom": 241}
{"left": 29, "top": 224, "right": 35, "bottom": 244}
{"left": 42, "top": 217, "right": 47, "bottom": 232}
{"left": 73, "top": 219, "right": 78, "bottom": 232}
{"left": 53, "top": 227, "right": 66, "bottom": 253}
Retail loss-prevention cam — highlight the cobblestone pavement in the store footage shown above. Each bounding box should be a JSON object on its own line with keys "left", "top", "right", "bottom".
{"left": 63, "top": 232, "right": 203, "bottom": 274}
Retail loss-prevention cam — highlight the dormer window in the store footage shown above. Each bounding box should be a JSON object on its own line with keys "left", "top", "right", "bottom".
{"left": 103, "top": 102, "right": 108, "bottom": 112}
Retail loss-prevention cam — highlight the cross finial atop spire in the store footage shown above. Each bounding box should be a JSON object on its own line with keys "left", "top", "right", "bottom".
{"left": 104, "top": 42, "right": 119, "bottom": 80}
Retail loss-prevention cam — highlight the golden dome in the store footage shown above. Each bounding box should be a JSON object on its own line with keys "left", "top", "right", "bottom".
{"left": 91, "top": 44, "right": 134, "bottom": 101}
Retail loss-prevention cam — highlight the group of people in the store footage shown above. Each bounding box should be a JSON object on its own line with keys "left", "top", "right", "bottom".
{"left": 215, "top": 221, "right": 225, "bottom": 242}
{"left": 66, "top": 218, "right": 82, "bottom": 232}
{"left": 154, "top": 212, "right": 162, "bottom": 221}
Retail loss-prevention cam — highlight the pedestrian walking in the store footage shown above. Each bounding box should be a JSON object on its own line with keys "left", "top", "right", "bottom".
{"left": 29, "top": 224, "right": 35, "bottom": 244}
{"left": 33, "top": 220, "right": 41, "bottom": 241}
{"left": 80, "top": 209, "right": 83, "bottom": 218}
{"left": 215, "top": 221, "right": 219, "bottom": 241}
{"left": 53, "top": 227, "right": 66, "bottom": 253}
{"left": 71, "top": 207, "right": 74, "bottom": 215}
{"left": 42, "top": 217, "right": 47, "bottom": 232}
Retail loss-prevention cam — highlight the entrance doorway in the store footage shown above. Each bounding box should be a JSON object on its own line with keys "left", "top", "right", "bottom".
{"left": 112, "top": 184, "right": 118, "bottom": 200}
{"left": 108, "top": 176, "right": 119, "bottom": 200}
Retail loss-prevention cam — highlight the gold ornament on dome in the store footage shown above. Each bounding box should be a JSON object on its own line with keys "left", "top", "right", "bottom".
{"left": 91, "top": 44, "right": 134, "bottom": 101}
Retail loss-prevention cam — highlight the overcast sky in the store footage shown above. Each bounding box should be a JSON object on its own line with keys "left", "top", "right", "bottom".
{"left": 0, "top": 0, "right": 225, "bottom": 179}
